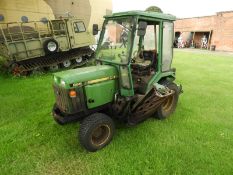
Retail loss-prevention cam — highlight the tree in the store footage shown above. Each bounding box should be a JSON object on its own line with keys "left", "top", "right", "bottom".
{"left": 145, "top": 6, "right": 163, "bottom": 13}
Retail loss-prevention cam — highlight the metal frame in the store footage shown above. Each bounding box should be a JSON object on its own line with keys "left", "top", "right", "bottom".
{"left": 0, "top": 19, "right": 70, "bottom": 60}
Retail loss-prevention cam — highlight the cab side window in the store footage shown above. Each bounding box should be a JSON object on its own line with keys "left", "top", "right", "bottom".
{"left": 73, "top": 22, "right": 86, "bottom": 33}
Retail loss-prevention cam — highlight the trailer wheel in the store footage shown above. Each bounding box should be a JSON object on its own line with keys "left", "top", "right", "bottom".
{"left": 44, "top": 39, "right": 59, "bottom": 54}
{"left": 155, "top": 81, "right": 179, "bottom": 120}
{"left": 79, "top": 113, "right": 115, "bottom": 152}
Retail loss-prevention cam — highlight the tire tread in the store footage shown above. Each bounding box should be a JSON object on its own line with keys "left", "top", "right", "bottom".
{"left": 79, "top": 113, "right": 115, "bottom": 152}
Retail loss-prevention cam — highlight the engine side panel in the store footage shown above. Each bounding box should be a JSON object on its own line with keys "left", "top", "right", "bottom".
{"left": 85, "top": 80, "right": 117, "bottom": 109}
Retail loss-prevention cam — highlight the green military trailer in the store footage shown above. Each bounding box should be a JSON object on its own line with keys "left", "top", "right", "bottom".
{"left": 52, "top": 11, "right": 183, "bottom": 152}
{"left": 0, "top": 17, "right": 95, "bottom": 75}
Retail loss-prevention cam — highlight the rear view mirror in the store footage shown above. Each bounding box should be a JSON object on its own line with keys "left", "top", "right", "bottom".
{"left": 93, "top": 24, "right": 99, "bottom": 35}
{"left": 137, "top": 21, "right": 147, "bottom": 36}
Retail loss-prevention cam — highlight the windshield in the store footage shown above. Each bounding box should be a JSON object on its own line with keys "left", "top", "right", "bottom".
{"left": 97, "top": 18, "right": 133, "bottom": 64}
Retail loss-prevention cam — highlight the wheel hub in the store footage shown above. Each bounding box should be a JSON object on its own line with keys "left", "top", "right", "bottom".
{"left": 91, "top": 124, "right": 111, "bottom": 146}
{"left": 63, "top": 60, "right": 71, "bottom": 68}
{"left": 47, "top": 41, "right": 57, "bottom": 52}
{"left": 75, "top": 57, "right": 83, "bottom": 63}
{"left": 50, "top": 64, "right": 59, "bottom": 71}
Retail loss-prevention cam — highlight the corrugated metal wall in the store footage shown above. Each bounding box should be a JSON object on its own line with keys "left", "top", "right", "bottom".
{"left": 45, "top": 0, "right": 112, "bottom": 29}
{"left": 0, "top": 0, "right": 112, "bottom": 30}
{"left": 0, "top": 0, "right": 55, "bottom": 23}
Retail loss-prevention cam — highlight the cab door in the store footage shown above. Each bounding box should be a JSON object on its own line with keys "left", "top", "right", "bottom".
{"left": 162, "top": 22, "right": 174, "bottom": 72}
{"left": 67, "top": 20, "right": 95, "bottom": 49}
{"left": 119, "top": 65, "right": 134, "bottom": 97}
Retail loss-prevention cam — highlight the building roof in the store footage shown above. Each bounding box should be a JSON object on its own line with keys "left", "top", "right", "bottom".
{"left": 105, "top": 10, "right": 176, "bottom": 21}
{"left": 176, "top": 10, "right": 233, "bottom": 20}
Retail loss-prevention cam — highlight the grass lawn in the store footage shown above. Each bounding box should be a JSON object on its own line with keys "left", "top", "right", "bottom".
{"left": 0, "top": 50, "right": 233, "bottom": 174}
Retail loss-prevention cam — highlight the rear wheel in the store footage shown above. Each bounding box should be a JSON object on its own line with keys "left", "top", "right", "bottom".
{"left": 79, "top": 113, "right": 115, "bottom": 152}
{"left": 155, "top": 81, "right": 179, "bottom": 120}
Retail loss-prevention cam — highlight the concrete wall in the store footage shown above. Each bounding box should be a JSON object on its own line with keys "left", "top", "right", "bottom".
{"left": 0, "top": 0, "right": 55, "bottom": 23}
{"left": 174, "top": 11, "right": 233, "bottom": 52}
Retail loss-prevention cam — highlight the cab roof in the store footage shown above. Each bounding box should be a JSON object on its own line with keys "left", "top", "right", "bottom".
{"left": 105, "top": 10, "right": 176, "bottom": 21}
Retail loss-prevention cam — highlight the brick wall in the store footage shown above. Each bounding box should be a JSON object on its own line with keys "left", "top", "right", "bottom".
{"left": 174, "top": 11, "right": 233, "bottom": 52}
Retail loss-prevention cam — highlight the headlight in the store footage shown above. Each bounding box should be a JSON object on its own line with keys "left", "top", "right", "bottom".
{"left": 54, "top": 76, "right": 58, "bottom": 82}
{"left": 69, "top": 90, "right": 77, "bottom": 98}
{"left": 61, "top": 80, "right": 66, "bottom": 86}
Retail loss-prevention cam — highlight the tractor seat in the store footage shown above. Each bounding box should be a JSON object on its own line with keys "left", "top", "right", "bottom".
{"left": 131, "top": 61, "right": 152, "bottom": 76}
{"left": 132, "top": 59, "right": 152, "bottom": 68}
{"left": 131, "top": 50, "right": 156, "bottom": 76}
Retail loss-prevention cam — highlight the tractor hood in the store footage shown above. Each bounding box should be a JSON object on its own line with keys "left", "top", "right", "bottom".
{"left": 54, "top": 65, "right": 118, "bottom": 86}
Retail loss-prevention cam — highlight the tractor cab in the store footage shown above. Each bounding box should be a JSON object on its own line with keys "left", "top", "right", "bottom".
{"left": 96, "top": 11, "right": 176, "bottom": 96}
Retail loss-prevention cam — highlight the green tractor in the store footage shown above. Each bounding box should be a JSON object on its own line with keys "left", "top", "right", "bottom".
{"left": 52, "top": 11, "right": 182, "bottom": 152}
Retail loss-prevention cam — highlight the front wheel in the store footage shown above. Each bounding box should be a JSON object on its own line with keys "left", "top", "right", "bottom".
{"left": 155, "top": 81, "right": 179, "bottom": 120}
{"left": 79, "top": 113, "right": 115, "bottom": 152}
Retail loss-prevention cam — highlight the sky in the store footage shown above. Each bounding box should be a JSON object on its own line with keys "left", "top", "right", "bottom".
{"left": 112, "top": 0, "right": 233, "bottom": 18}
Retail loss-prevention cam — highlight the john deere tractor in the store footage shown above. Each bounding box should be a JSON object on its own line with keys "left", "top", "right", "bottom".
{"left": 52, "top": 11, "right": 182, "bottom": 152}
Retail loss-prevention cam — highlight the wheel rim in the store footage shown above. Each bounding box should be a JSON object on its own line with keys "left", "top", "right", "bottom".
{"left": 162, "top": 95, "right": 175, "bottom": 113}
{"left": 63, "top": 60, "right": 71, "bottom": 68}
{"left": 47, "top": 42, "right": 57, "bottom": 52}
{"left": 75, "top": 57, "right": 83, "bottom": 63}
{"left": 91, "top": 124, "right": 111, "bottom": 147}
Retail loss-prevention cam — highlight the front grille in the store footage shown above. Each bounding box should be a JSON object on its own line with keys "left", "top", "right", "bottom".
{"left": 53, "top": 84, "right": 84, "bottom": 114}
{"left": 53, "top": 84, "right": 70, "bottom": 112}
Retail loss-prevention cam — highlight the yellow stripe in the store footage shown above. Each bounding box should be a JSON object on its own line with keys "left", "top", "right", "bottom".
{"left": 87, "top": 76, "right": 117, "bottom": 85}
{"left": 72, "top": 76, "right": 117, "bottom": 87}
